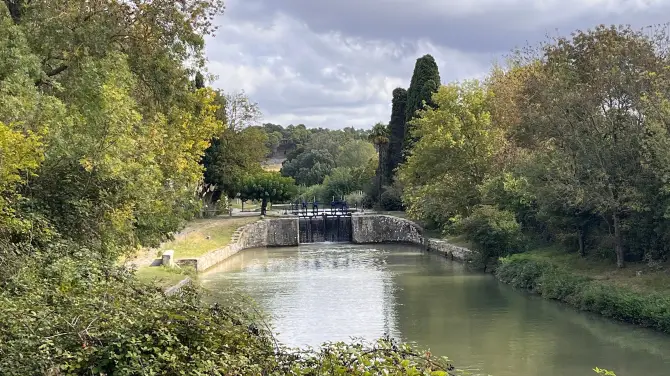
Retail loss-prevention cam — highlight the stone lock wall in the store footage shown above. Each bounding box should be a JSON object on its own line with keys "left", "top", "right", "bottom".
{"left": 351, "top": 215, "right": 423, "bottom": 245}
{"left": 423, "top": 238, "right": 473, "bottom": 262}
{"left": 176, "top": 217, "right": 299, "bottom": 272}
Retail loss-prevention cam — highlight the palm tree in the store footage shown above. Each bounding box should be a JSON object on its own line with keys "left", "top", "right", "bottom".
{"left": 368, "top": 122, "right": 390, "bottom": 202}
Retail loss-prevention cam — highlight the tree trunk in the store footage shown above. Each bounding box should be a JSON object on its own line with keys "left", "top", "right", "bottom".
{"left": 613, "top": 212, "right": 624, "bottom": 268}
{"left": 5, "top": 0, "right": 23, "bottom": 24}
{"left": 578, "top": 228, "right": 585, "bottom": 257}
{"left": 261, "top": 197, "right": 267, "bottom": 216}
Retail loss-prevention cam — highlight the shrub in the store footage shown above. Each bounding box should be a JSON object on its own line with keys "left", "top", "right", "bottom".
{"left": 458, "top": 205, "right": 525, "bottom": 260}
{"left": 380, "top": 185, "right": 404, "bottom": 211}
{"left": 300, "top": 184, "right": 328, "bottom": 203}
{"left": 345, "top": 191, "right": 365, "bottom": 207}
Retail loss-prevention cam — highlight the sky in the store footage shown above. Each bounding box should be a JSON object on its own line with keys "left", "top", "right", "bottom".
{"left": 205, "top": 0, "right": 670, "bottom": 129}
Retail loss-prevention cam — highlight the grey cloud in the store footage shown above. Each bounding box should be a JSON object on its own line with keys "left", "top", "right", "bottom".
{"left": 206, "top": 0, "right": 670, "bottom": 129}
{"left": 231, "top": 0, "right": 670, "bottom": 54}
{"left": 206, "top": 4, "right": 493, "bottom": 128}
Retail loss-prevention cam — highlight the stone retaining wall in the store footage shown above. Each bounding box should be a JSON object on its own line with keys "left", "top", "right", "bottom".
{"left": 176, "top": 217, "right": 299, "bottom": 272}
{"left": 164, "top": 277, "right": 192, "bottom": 296}
{"left": 351, "top": 215, "right": 423, "bottom": 245}
{"left": 423, "top": 238, "right": 473, "bottom": 262}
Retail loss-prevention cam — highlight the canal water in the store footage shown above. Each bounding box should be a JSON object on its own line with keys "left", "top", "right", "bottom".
{"left": 200, "top": 243, "right": 670, "bottom": 376}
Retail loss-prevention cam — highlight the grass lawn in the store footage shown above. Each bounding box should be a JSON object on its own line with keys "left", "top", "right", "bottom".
{"left": 135, "top": 266, "right": 192, "bottom": 288}
{"left": 262, "top": 163, "right": 282, "bottom": 172}
{"left": 230, "top": 200, "right": 259, "bottom": 211}
{"left": 516, "top": 246, "right": 670, "bottom": 295}
{"left": 159, "top": 216, "right": 260, "bottom": 259}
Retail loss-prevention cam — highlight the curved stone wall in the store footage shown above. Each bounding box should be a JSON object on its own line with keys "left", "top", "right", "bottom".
{"left": 423, "top": 238, "right": 473, "bottom": 262}
{"left": 351, "top": 215, "right": 423, "bottom": 245}
{"left": 176, "top": 217, "right": 299, "bottom": 272}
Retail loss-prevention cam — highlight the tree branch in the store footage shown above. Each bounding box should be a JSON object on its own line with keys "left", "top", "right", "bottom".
{"left": 35, "top": 64, "right": 69, "bottom": 86}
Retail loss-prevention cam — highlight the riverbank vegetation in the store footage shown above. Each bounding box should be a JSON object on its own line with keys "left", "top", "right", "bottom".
{"left": 397, "top": 25, "right": 670, "bottom": 267}
{"left": 380, "top": 25, "right": 670, "bottom": 335}
{"left": 0, "top": 1, "right": 461, "bottom": 374}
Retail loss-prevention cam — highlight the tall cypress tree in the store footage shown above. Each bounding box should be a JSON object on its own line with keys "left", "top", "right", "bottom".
{"left": 403, "top": 54, "right": 440, "bottom": 153}
{"left": 387, "top": 87, "right": 407, "bottom": 179}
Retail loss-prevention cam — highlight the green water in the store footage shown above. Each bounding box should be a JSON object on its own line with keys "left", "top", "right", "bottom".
{"left": 200, "top": 243, "right": 670, "bottom": 376}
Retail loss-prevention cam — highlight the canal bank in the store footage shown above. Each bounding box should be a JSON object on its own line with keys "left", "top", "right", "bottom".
{"left": 494, "top": 250, "right": 670, "bottom": 334}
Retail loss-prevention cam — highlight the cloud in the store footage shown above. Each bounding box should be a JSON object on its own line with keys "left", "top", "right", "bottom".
{"left": 205, "top": 0, "right": 669, "bottom": 129}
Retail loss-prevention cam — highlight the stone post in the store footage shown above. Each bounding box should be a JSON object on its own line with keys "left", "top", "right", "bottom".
{"left": 162, "top": 249, "right": 175, "bottom": 267}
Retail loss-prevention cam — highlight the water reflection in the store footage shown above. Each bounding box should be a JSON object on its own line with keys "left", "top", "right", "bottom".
{"left": 201, "top": 243, "right": 670, "bottom": 376}
{"left": 202, "top": 244, "right": 400, "bottom": 346}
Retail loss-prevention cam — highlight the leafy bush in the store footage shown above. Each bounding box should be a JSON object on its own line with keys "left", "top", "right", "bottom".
{"left": 345, "top": 191, "right": 365, "bottom": 207}
{"left": 380, "top": 184, "right": 404, "bottom": 211}
{"left": 458, "top": 205, "right": 525, "bottom": 260}
{"left": 300, "top": 184, "right": 328, "bottom": 203}
{"left": 0, "top": 250, "right": 463, "bottom": 375}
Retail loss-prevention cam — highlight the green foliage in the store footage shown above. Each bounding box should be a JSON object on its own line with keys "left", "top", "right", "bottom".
{"left": 496, "top": 255, "right": 670, "bottom": 333}
{"left": 239, "top": 172, "right": 297, "bottom": 215}
{"left": 399, "top": 80, "right": 502, "bottom": 228}
{"left": 387, "top": 87, "right": 408, "bottom": 179}
{"left": 404, "top": 54, "right": 441, "bottom": 150}
{"left": 513, "top": 25, "right": 670, "bottom": 267}
{"left": 0, "top": 1, "right": 227, "bottom": 254}
{"left": 323, "top": 167, "right": 358, "bottom": 200}
{"left": 0, "top": 250, "right": 274, "bottom": 375}
{"left": 203, "top": 113, "right": 269, "bottom": 198}
{"left": 337, "top": 139, "right": 377, "bottom": 169}
{"left": 281, "top": 128, "right": 377, "bottom": 191}
{"left": 380, "top": 181, "right": 405, "bottom": 211}
{"left": 458, "top": 205, "right": 525, "bottom": 261}
{"left": 281, "top": 149, "right": 336, "bottom": 185}
{"left": 344, "top": 191, "right": 366, "bottom": 207}
{"left": 298, "top": 183, "right": 328, "bottom": 203}
{"left": 396, "top": 25, "right": 670, "bottom": 269}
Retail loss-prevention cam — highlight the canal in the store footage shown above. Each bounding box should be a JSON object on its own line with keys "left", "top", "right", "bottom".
{"left": 200, "top": 243, "right": 670, "bottom": 376}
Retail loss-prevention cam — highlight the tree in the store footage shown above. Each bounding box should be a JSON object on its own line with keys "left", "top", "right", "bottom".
{"left": 387, "top": 88, "right": 407, "bottom": 179}
{"left": 369, "top": 122, "right": 390, "bottom": 202}
{"left": 404, "top": 54, "right": 441, "bottom": 152}
{"left": 203, "top": 126, "right": 269, "bottom": 199}
{"left": 239, "top": 172, "right": 296, "bottom": 215}
{"left": 399, "top": 80, "right": 503, "bottom": 228}
{"left": 519, "top": 25, "right": 669, "bottom": 267}
{"left": 280, "top": 149, "right": 335, "bottom": 186}
{"left": 222, "top": 90, "right": 262, "bottom": 131}
{"left": 202, "top": 89, "right": 270, "bottom": 203}
{"left": 336, "top": 139, "right": 377, "bottom": 170}
{"left": 0, "top": 0, "right": 227, "bottom": 253}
